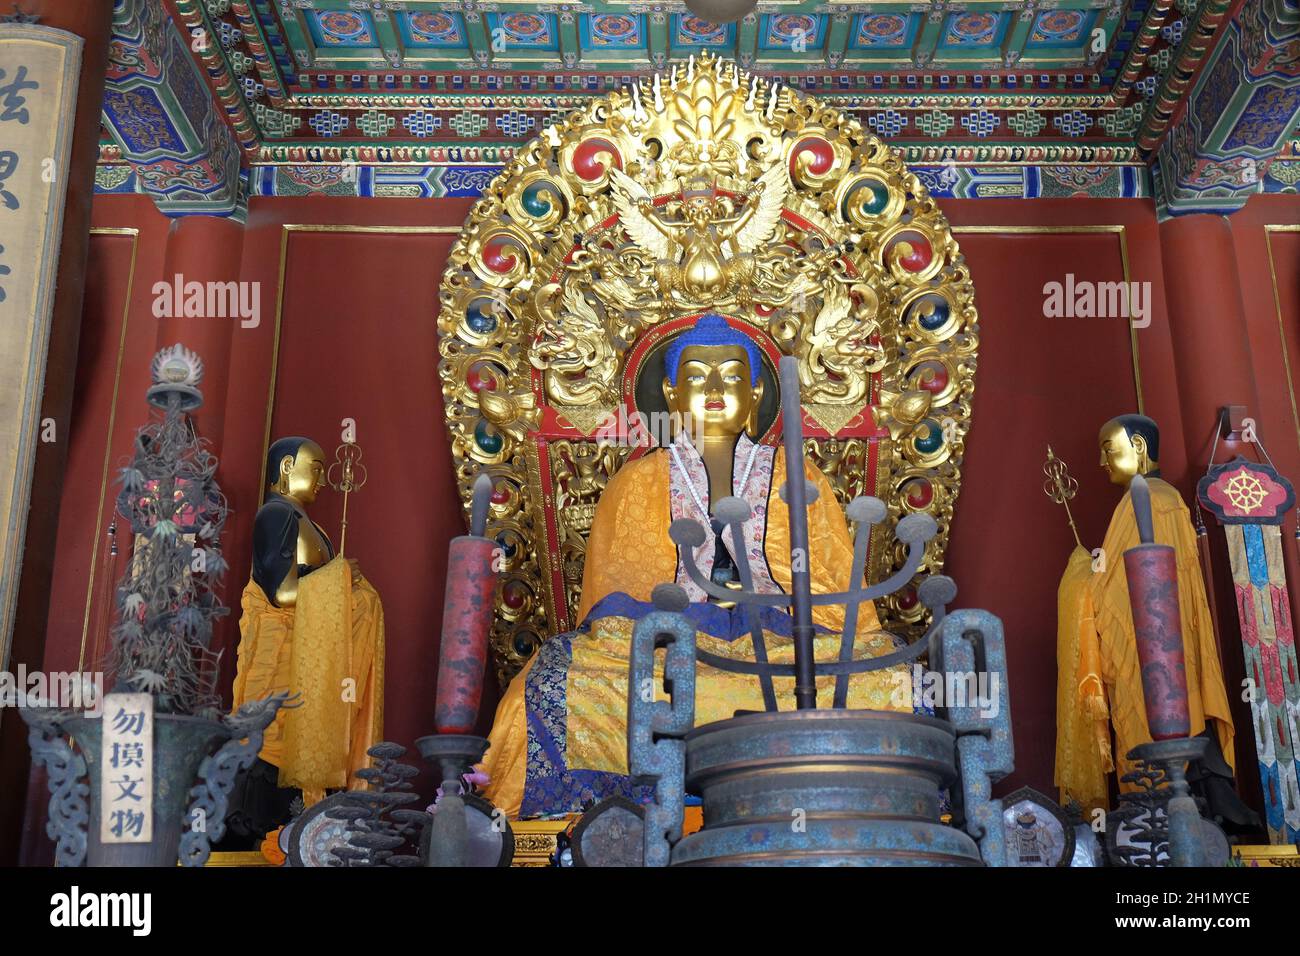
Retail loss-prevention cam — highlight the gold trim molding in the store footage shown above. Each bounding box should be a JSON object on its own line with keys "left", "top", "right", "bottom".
{"left": 1264, "top": 225, "right": 1300, "bottom": 461}
{"left": 78, "top": 227, "right": 139, "bottom": 672}
{"left": 1232, "top": 843, "right": 1300, "bottom": 867}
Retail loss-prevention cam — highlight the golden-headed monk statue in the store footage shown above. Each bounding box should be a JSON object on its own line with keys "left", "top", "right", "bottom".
{"left": 484, "top": 315, "right": 910, "bottom": 819}
{"left": 1056, "top": 415, "right": 1236, "bottom": 813}
{"left": 231, "top": 437, "right": 385, "bottom": 807}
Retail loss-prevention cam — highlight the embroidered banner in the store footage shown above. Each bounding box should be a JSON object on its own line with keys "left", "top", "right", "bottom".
{"left": 1198, "top": 456, "right": 1300, "bottom": 844}
{"left": 0, "top": 24, "right": 81, "bottom": 668}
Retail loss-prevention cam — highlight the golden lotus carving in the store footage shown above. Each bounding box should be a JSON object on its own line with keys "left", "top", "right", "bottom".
{"left": 437, "top": 54, "right": 980, "bottom": 684}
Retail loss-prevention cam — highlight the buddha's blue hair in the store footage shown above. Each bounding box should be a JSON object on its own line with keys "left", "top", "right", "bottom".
{"left": 663, "top": 314, "right": 762, "bottom": 385}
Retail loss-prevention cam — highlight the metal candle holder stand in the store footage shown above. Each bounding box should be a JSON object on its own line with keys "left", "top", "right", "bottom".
{"left": 417, "top": 473, "right": 496, "bottom": 867}
{"left": 415, "top": 734, "right": 490, "bottom": 867}
{"left": 1116, "top": 476, "right": 1213, "bottom": 868}
{"left": 1125, "top": 732, "right": 1212, "bottom": 867}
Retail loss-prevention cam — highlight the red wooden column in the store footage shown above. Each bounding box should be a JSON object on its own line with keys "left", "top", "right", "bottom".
{"left": 1159, "top": 211, "right": 1274, "bottom": 816}
{"left": 156, "top": 214, "right": 247, "bottom": 458}
{"left": 1159, "top": 213, "right": 1262, "bottom": 469}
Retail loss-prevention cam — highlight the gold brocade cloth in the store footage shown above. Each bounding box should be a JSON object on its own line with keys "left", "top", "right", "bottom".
{"left": 1055, "top": 545, "right": 1112, "bottom": 812}
{"left": 567, "top": 618, "right": 900, "bottom": 775}
{"left": 232, "top": 556, "right": 385, "bottom": 804}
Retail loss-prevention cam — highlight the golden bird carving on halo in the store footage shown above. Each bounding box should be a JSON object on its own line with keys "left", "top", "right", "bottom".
{"left": 608, "top": 162, "right": 789, "bottom": 310}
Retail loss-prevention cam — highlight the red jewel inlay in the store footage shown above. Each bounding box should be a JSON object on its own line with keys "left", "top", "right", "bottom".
{"left": 503, "top": 582, "right": 527, "bottom": 609}
{"left": 490, "top": 484, "right": 511, "bottom": 505}
{"left": 789, "top": 137, "right": 834, "bottom": 178}
{"left": 755, "top": 303, "right": 775, "bottom": 317}
{"left": 466, "top": 365, "right": 499, "bottom": 392}
{"left": 916, "top": 363, "right": 949, "bottom": 394}
{"left": 892, "top": 235, "right": 933, "bottom": 272}
{"left": 897, "top": 586, "right": 918, "bottom": 610}
{"left": 905, "top": 479, "right": 933, "bottom": 509}
{"left": 482, "top": 237, "right": 518, "bottom": 274}
{"left": 573, "top": 137, "right": 622, "bottom": 181}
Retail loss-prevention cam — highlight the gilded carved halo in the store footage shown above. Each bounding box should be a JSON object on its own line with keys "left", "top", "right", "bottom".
{"left": 437, "top": 53, "right": 979, "bottom": 684}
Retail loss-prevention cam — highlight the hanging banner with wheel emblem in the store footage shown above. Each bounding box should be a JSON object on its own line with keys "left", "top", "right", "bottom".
{"left": 1197, "top": 455, "right": 1300, "bottom": 845}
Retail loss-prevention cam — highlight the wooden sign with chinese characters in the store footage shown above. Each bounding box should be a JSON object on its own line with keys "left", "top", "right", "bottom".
{"left": 0, "top": 24, "right": 82, "bottom": 671}
{"left": 100, "top": 693, "right": 154, "bottom": 844}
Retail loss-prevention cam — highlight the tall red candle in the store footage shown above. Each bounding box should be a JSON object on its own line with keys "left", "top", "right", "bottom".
{"left": 1123, "top": 544, "right": 1191, "bottom": 740}
{"left": 434, "top": 535, "right": 498, "bottom": 734}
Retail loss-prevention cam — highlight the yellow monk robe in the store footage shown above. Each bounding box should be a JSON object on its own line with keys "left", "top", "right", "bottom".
{"left": 1054, "top": 546, "right": 1112, "bottom": 812}
{"left": 1059, "top": 477, "right": 1234, "bottom": 805}
{"left": 484, "top": 443, "right": 910, "bottom": 819}
{"left": 232, "top": 555, "right": 385, "bottom": 805}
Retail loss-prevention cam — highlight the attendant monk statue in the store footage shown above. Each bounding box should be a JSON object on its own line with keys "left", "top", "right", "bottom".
{"left": 1056, "top": 415, "right": 1238, "bottom": 814}
{"left": 231, "top": 437, "right": 385, "bottom": 808}
{"left": 483, "top": 315, "right": 910, "bottom": 819}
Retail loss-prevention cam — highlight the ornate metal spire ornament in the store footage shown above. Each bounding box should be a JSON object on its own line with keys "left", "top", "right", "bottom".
{"left": 1043, "top": 445, "right": 1085, "bottom": 550}
{"left": 19, "top": 346, "right": 289, "bottom": 867}
{"left": 327, "top": 440, "right": 368, "bottom": 556}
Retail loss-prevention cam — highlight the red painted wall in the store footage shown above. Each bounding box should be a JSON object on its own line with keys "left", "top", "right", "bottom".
{"left": 942, "top": 200, "right": 1184, "bottom": 796}
{"left": 241, "top": 213, "right": 474, "bottom": 748}
{"left": 36, "top": 189, "right": 1300, "bottom": 816}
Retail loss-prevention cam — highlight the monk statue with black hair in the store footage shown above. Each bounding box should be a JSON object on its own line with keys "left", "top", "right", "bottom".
{"left": 231, "top": 436, "right": 385, "bottom": 808}
{"left": 483, "top": 315, "right": 909, "bottom": 819}
{"left": 1056, "top": 414, "right": 1239, "bottom": 817}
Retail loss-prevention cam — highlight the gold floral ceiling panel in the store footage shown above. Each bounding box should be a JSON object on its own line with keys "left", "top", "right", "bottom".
{"left": 437, "top": 53, "right": 978, "bottom": 684}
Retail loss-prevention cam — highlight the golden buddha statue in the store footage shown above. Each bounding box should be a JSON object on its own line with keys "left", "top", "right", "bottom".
{"left": 231, "top": 437, "right": 385, "bottom": 807}
{"left": 483, "top": 316, "right": 910, "bottom": 819}
{"left": 1055, "top": 415, "right": 1235, "bottom": 812}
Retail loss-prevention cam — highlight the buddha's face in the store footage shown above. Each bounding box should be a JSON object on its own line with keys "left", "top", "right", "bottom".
{"left": 1098, "top": 419, "right": 1152, "bottom": 485}
{"left": 277, "top": 440, "right": 326, "bottom": 504}
{"left": 662, "top": 344, "right": 762, "bottom": 440}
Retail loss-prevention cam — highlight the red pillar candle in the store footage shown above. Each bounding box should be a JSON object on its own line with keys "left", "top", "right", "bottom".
{"left": 1124, "top": 544, "right": 1192, "bottom": 739}
{"left": 434, "top": 535, "right": 498, "bottom": 734}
